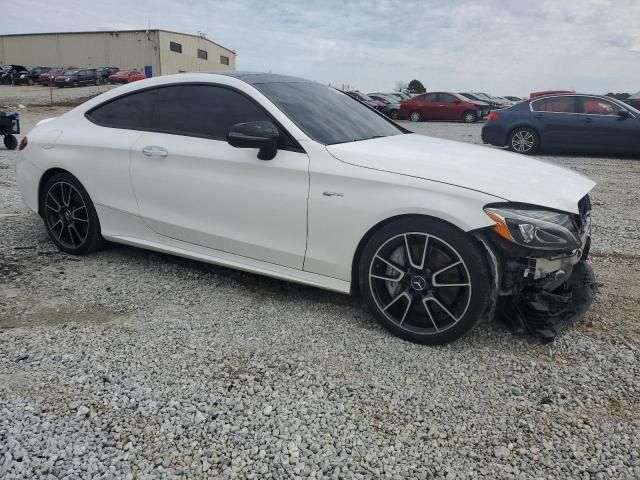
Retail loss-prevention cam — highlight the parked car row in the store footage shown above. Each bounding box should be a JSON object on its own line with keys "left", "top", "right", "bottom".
{"left": 344, "top": 87, "right": 527, "bottom": 123}
{"left": 1, "top": 65, "right": 146, "bottom": 87}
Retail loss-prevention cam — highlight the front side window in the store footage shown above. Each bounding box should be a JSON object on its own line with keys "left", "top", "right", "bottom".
{"left": 582, "top": 97, "right": 619, "bottom": 116}
{"left": 531, "top": 96, "right": 578, "bottom": 113}
{"left": 170, "top": 41, "right": 182, "bottom": 53}
{"left": 437, "top": 93, "right": 456, "bottom": 103}
{"left": 151, "top": 85, "right": 271, "bottom": 140}
{"left": 86, "top": 84, "right": 296, "bottom": 145}
{"left": 255, "top": 81, "right": 403, "bottom": 145}
{"left": 422, "top": 93, "right": 437, "bottom": 102}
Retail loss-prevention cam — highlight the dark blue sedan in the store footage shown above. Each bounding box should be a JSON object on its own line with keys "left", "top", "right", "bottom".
{"left": 481, "top": 94, "right": 640, "bottom": 155}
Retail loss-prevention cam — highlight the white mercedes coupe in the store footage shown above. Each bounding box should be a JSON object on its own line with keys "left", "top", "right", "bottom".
{"left": 16, "top": 72, "right": 596, "bottom": 344}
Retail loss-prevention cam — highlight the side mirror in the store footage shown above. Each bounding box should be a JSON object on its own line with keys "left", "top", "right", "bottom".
{"left": 617, "top": 109, "right": 631, "bottom": 119}
{"left": 226, "top": 121, "right": 280, "bottom": 160}
{"left": 453, "top": 99, "right": 461, "bottom": 104}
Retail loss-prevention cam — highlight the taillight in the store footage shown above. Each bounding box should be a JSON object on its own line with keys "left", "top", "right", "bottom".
{"left": 18, "top": 136, "right": 28, "bottom": 151}
{"left": 487, "top": 112, "right": 499, "bottom": 122}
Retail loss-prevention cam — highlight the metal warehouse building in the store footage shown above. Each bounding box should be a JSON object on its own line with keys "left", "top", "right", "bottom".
{"left": 0, "top": 29, "right": 236, "bottom": 77}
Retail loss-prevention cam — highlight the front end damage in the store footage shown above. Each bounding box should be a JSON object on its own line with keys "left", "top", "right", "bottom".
{"left": 475, "top": 196, "right": 597, "bottom": 342}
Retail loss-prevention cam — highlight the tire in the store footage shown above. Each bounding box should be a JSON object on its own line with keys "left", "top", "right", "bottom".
{"left": 27, "top": 78, "right": 34, "bottom": 86}
{"left": 3, "top": 135, "right": 18, "bottom": 150}
{"left": 40, "top": 173, "right": 104, "bottom": 255}
{"left": 409, "top": 111, "right": 422, "bottom": 122}
{"left": 508, "top": 127, "right": 539, "bottom": 155}
{"left": 73, "top": 81, "right": 79, "bottom": 88}
{"left": 358, "top": 217, "right": 491, "bottom": 345}
{"left": 462, "top": 110, "right": 477, "bottom": 123}
{"left": 390, "top": 109, "right": 399, "bottom": 120}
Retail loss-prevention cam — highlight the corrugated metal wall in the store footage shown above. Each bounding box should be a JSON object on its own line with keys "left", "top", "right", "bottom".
{"left": 0, "top": 30, "right": 235, "bottom": 76}
{"left": 158, "top": 31, "right": 236, "bottom": 75}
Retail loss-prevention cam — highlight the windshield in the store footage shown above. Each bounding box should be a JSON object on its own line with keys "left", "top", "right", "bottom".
{"left": 63, "top": 70, "right": 78, "bottom": 75}
{"left": 255, "top": 82, "right": 404, "bottom": 145}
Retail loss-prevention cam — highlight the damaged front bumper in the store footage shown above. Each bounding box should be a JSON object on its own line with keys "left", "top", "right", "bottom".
{"left": 475, "top": 231, "right": 597, "bottom": 342}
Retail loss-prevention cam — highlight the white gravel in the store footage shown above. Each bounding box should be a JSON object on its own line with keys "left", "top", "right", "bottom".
{"left": 0, "top": 102, "right": 639, "bottom": 479}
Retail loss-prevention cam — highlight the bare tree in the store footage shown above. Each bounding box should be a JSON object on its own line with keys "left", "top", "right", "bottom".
{"left": 394, "top": 80, "right": 408, "bottom": 92}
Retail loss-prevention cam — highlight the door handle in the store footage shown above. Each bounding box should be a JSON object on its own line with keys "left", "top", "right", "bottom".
{"left": 534, "top": 114, "right": 544, "bottom": 119}
{"left": 142, "top": 146, "right": 168, "bottom": 157}
{"left": 582, "top": 117, "right": 593, "bottom": 123}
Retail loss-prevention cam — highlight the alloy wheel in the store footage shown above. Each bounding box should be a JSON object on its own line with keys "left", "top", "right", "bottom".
{"left": 368, "top": 232, "right": 472, "bottom": 335}
{"left": 511, "top": 130, "right": 534, "bottom": 152}
{"left": 409, "top": 111, "right": 421, "bottom": 122}
{"left": 463, "top": 112, "right": 476, "bottom": 123}
{"left": 44, "top": 181, "right": 90, "bottom": 249}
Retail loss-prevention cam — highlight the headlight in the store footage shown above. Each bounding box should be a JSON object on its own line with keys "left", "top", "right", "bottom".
{"left": 484, "top": 206, "right": 581, "bottom": 250}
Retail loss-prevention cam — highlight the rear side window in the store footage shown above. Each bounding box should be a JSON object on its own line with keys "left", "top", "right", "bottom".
{"left": 87, "top": 89, "right": 157, "bottom": 129}
{"left": 582, "top": 97, "right": 619, "bottom": 116}
{"left": 152, "top": 85, "right": 272, "bottom": 140}
{"left": 531, "top": 96, "right": 578, "bottom": 113}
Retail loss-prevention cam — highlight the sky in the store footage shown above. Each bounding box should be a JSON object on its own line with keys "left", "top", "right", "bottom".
{"left": 4, "top": 0, "right": 640, "bottom": 96}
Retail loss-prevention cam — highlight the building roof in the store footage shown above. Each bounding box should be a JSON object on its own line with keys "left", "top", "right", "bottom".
{"left": 629, "top": 91, "right": 640, "bottom": 100}
{"left": 0, "top": 29, "right": 235, "bottom": 55}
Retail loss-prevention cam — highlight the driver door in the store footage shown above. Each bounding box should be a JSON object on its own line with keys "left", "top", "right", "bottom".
{"left": 129, "top": 84, "right": 310, "bottom": 269}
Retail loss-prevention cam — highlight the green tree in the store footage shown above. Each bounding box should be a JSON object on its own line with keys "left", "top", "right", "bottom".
{"left": 408, "top": 79, "right": 426, "bottom": 94}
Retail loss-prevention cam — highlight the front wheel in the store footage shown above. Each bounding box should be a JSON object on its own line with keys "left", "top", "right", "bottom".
{"left": 409, "top": 111, "right": 422, "bottom": 122}
{"left": 389, "top": 109, "right": 399, "bottom": 120}
{"left": 40, "top": 173, "right": 104, "bottom": 254}
{"left": 358, "top": 217, "right": 491, "bottom": 345}
{"left": 508, "top": 127, "right": 539, "bottom": 155}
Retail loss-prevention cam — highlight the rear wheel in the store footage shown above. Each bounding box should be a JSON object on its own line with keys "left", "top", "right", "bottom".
{"left": 27, "top": 78, "right": 34, "bottom": 86}
{"left": 358, "top": 217, "right": 490, "bottom": 344}
{"left": 508, "top": 127, "right": 539, "bottom": 154}
{"left": 40, "top": 173, "right": 104, "bottom": 254}
{"left": 409, "top": 111, "right": 422, "bottom": 122}
{"left": 390, "top": 109, "right": 399, "bottom": 120}
{"left": 462, "top": 110, "right": 477, "bottom": 123}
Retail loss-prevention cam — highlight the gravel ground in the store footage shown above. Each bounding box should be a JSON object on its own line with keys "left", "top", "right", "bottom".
{"left": 0, "top": 96, "right": 639, "bottom": 479}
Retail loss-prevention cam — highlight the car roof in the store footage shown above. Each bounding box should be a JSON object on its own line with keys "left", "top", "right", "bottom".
{"left": 210, "top": 71, "right": 315, "bottom": 85}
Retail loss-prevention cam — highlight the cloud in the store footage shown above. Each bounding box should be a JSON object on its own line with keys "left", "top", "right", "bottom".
{"left": 4, "top": 0, "right": 640, "bottom": 94}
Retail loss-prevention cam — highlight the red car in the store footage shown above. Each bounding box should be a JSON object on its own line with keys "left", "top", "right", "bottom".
{"left": 398, "top": 92, "right": 487, "bottom": 123}
{"left": 108, "top": 70, "right": 146, "bottom": 84}
{"left": 38, "top": 67, "right": 66, "bottom": 85}
{"left": 529, "top": 89, "right": 575, "bottom": 99}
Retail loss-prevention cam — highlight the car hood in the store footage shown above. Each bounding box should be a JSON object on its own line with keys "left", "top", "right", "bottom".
{"left": 325, "top": 134, "right": 595, "bottom": 214}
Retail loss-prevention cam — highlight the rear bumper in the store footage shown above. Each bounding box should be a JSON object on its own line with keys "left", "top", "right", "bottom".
{"left": 481, "top": 124, "right": 507, "bottom": 146}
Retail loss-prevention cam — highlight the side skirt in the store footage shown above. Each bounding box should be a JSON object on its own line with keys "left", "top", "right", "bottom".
{"left": 104, "top": 233, "right": 352, "bottom": 294}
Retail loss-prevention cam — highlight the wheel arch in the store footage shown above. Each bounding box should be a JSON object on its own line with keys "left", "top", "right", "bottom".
{"left": 37, "top": 167, "right": 73, "bottom": 217}
{"left": 349, "top": 213, "right": 478, "bottom": 295}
